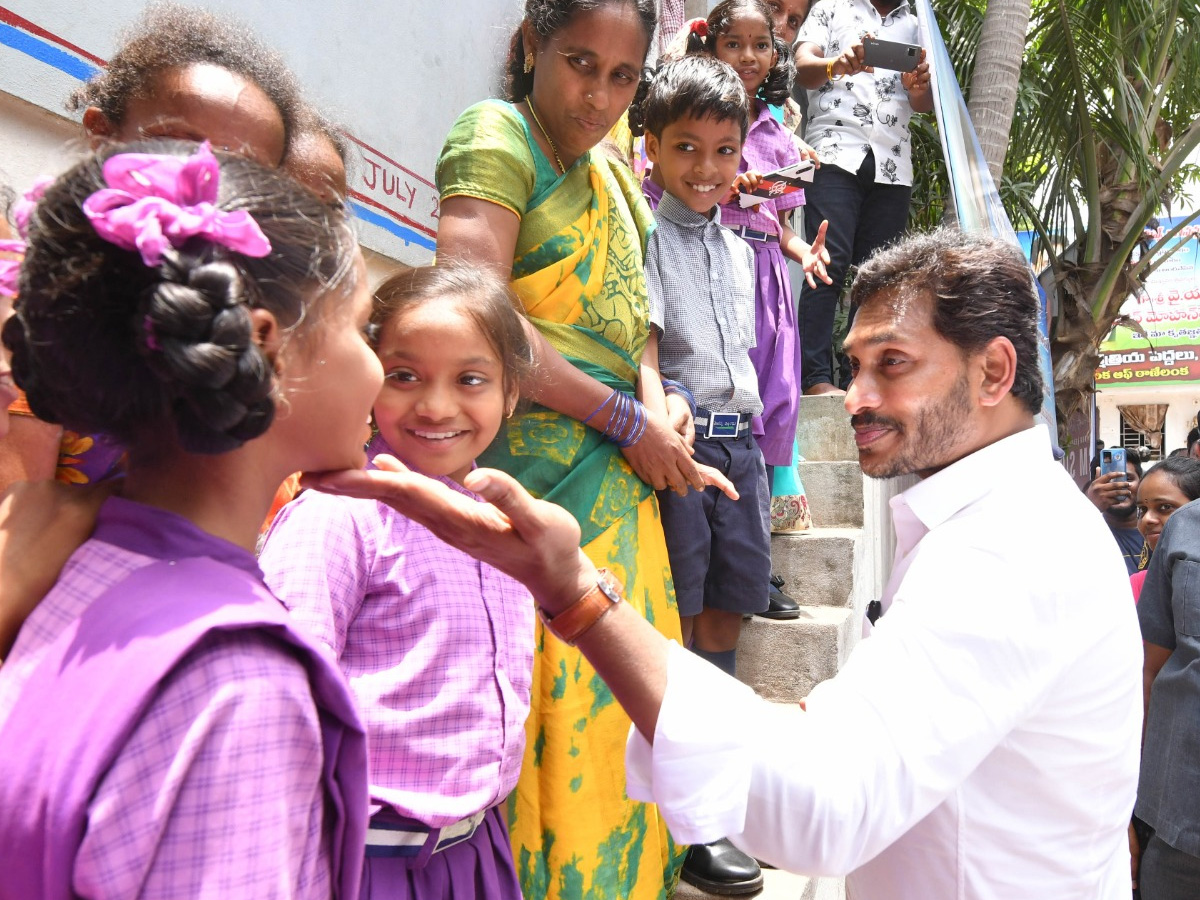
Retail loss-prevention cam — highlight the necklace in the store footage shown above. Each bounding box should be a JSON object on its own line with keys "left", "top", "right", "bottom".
{"left": 527, "top": 98, "right": 565, "bottom": 175}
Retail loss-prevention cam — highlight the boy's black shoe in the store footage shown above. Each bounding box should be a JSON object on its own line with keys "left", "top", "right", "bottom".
{"left": 757, "top": 574, "right": 801, "bottom": 620}
{"left": 681, "top": 839, "right": 764, "bottom": 895}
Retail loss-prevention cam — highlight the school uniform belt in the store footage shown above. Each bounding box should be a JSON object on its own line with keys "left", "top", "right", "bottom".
{"left": 727, "top": 225, "right": 780, "bottom": 243}
{"left": 364, "top": 807, "right": 488, "bottom": 858}
{"left": 694, "top": 409, "right": 753, "bottom": 440}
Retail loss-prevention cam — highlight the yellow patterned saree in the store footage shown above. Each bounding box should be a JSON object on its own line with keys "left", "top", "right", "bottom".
{"left": 438, "top": 100, "right": 685, "bottom": 900}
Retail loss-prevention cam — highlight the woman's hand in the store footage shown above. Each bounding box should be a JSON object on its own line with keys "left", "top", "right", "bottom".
{"left": 800, "top": 219, "right": 833, "bottom": 289}
{"left": 621, "top": 409, "right": 702, "bottom": 494}
{"left": 621, "top": 411, "right": 738, "bottom": 500}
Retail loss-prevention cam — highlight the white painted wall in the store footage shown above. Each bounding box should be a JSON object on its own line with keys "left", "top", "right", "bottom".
{"left": 0, "top": 0, "right": 527, "bottom": 267}
{"left": 1096, "top": 385, "right": 1200, "bottom": 458}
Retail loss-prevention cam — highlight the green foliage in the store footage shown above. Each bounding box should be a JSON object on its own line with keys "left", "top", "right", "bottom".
{"left": 913, "top": 0, "right": 1200, "bottom": 415}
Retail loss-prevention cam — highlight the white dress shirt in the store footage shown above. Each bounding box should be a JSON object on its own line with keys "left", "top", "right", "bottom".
{"left": 627, "top": 425, "right": 1142, "bottom": 899}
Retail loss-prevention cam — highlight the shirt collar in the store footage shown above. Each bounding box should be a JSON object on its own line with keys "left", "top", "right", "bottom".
{"left": 892, "top": 424, "right": 1051, "bottom": 533}
{"left": 657, "top": 189, "right": 721, "bottom": 228}
{"left": 94, "top": 495, "right": 262, "bottom": 577}
{"left": 746, "top": 100, "right": 776, "bottom": 136}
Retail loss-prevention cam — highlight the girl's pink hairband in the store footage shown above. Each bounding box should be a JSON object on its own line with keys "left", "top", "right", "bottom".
{"left": 82, "top": 141, "right": 271, "bottom": 266}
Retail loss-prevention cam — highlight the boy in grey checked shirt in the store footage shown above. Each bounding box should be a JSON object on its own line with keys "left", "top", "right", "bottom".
{"left": 634, "top": 54, "right": 774, "bottom": 896}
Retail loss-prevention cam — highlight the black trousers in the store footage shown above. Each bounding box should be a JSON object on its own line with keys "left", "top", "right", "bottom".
{"left": 797, "top": 150, "right": 912, "bottom": 390}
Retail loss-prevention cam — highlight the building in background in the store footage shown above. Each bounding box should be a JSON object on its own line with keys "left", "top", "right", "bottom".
{"left": 0, "top": 1, "right": 521, "bottom": 278}
{"left": 1094, "top": 214, "right": 1200, "bottom": 461}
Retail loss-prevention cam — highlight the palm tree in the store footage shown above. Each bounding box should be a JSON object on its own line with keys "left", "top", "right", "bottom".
{"left": 916, "top": 0, "right": 1200, "bottom": 425}
{"left": 967, "top": 0, "right": 1034, "bottom": 181}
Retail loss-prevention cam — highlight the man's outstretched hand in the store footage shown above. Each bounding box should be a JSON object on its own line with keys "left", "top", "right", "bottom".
{"left": 302, "top": 456, "right": 598, "bottom": 617}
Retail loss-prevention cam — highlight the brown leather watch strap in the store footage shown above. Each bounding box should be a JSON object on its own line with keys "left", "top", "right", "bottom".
{"left": 539, "top": 568, "right": 624, "bottom": 646}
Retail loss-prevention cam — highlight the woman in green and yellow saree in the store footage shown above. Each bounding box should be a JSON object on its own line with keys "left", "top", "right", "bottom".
{"left": 435, "top": 2, "right": 720, "bottom": 899}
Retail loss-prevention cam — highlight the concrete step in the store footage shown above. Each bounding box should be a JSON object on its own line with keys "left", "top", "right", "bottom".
{"left": 795, "top": 394, "right": 856, "bottom": 462}
{"left": 737, "top": 605, "right": 857, "bottom": 704}
{"left": 769, "top": 529, "right": 860, "bottom": 608}
{"left": 674, "top": 854, "right": 846, "bottom": 900}
{"left": 796, "top": 461, "right": 863, "bottom": 529}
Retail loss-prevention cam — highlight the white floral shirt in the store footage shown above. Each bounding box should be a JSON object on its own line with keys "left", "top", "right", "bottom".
{"left": 796, "top": 0, "right": 920, "bottom": 185}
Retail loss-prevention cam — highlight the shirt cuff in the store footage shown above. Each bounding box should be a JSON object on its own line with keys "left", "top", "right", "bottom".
{"left": 625, "top": 642, "right": 760, "bottom": 844}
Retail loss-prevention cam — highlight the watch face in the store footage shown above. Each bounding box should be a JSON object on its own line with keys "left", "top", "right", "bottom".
{"left": 597, "top": 568, "right": 623, "bottom": 604}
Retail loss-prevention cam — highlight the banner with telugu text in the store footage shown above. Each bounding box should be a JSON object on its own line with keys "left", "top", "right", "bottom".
{"left": 1095, "top": 215, "right": 1200, "bottom": 388}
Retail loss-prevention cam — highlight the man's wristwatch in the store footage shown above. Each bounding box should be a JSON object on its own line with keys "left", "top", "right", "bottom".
{"left": 538, "top": 568, "right": 624, "bottom": 646}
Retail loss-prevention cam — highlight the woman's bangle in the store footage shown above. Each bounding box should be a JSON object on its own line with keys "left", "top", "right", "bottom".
{"left": 826, "top": 58, "right": 841, "bottom": 82}
{"left": 583, "top": 389, "right": 618, "bottom": 426}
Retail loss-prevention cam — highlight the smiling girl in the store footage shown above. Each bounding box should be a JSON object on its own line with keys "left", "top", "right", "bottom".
{"left": 259, "top": 264, "right": 536, "bottom": 900}
{"left": 1131, "top": 457, "right": 1200, "bottom": 601}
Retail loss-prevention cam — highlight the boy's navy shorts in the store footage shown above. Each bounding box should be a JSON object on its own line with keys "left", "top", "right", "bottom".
{"left": 656, "top": 431, "right": 772, "bottom": 618}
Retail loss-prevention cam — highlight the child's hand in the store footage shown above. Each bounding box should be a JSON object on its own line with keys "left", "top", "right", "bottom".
{"left": 695, "top": 463, "right": 739, "bottom": 500}
{"left": 664, "top": 393, "right": 695, "bottom": 449}
{"left": 801, "top": 219, "right": 834, "bottom": 289}
{"left": 794, "top": 137, "right": 820, "bottom": 167}
{"left": 724, "top": 171, "right": 763, "bottom": 206}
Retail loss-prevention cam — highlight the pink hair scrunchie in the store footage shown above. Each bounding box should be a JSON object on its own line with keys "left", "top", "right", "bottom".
{"left": 83, "top": 141, "right": 271, "bottom": 267}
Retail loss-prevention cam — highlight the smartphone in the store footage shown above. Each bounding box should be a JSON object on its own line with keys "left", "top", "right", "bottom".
{"left": 862, "top": 36, "right": 922, "bottom": 72}
{"left": 1100, "top": 447, "right": 1128, "bottom": 480}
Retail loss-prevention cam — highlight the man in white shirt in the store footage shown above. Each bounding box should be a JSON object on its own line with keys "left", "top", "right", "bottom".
{"left": 308, "top": 229, "right": 1143, "bottom": 900}
{"left": 618, "top": 229, "right": 1143, "bottom": 898}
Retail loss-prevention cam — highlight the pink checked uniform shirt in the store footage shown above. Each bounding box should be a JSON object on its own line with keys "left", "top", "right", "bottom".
{"left": 718, "top": 101, "right": 807, "bottom": 236}
{"left": 0, "top": 499, "right": 340, "bottom": 900}
{"left": 259, "top": 451, "right": 535, "bottom": 828}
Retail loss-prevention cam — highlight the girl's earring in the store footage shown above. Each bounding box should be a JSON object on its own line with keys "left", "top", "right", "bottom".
{"left": 523, "top": 52, "right": 535, "bottom": 74}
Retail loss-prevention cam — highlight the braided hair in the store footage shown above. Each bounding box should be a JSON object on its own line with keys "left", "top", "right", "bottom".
{"left": 4, "top": 140, "right": 358, "bottom": 455}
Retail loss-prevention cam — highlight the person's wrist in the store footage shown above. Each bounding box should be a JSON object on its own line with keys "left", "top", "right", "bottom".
{"left": 534, "top": 551, "right": 600, "bottom": 619}
{"left": 539, "top": 566, "right": 623, "bottom": 646}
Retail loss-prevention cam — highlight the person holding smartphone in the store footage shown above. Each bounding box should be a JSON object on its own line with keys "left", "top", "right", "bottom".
{"left": 1086, "top": 451, "right": 1145, "bottom": 576}
{"left": 791, "top": 0, "right": 932, "bottom": 396}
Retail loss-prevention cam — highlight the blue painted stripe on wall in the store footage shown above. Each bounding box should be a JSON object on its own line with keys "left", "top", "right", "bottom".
{"left": 1, "top": 20, "right": 434, "bottom": 254}
{"left": 0, "top": 22, "right": 99, "bottom": 82}
{"left": 349, "top": 201, "right": 436, "bottom": 251}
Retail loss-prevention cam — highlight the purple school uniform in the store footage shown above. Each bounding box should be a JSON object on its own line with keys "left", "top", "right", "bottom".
{"left": 0, "top": 497, "right": 368, "bottom": 900}
{"left": 719, "top": 102, "right": 807, "bottom": 467}
{"left": 259, "top": 434, "right": 534, "bottom": 900}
